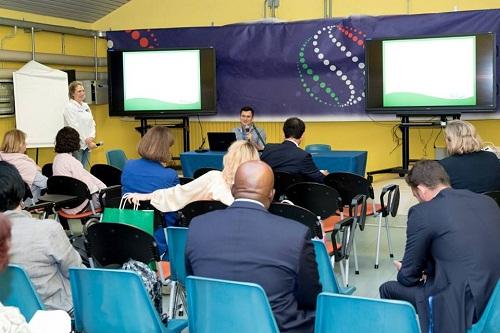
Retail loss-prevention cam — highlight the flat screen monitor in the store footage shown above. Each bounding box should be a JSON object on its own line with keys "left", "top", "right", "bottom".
{"left": 365, "top": 33, "right": 496, "bottom": 115}
{"left": 108, "top": 47, "right": 216, "bottom": 117}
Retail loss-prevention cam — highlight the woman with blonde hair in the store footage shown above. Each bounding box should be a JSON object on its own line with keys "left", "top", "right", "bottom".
{"left": 127, "top": 140, "right": 260, "bottom": 211}
{"left": 0, "top": 129, "right": 47, "bottom": 203}
{"left": 439, "top": 120, "right": 500, "bottom": 193}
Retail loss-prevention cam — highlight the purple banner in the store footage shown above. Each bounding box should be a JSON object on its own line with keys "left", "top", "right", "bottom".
{"left": 107, "top": 9, "right": 500, "bottom": 118}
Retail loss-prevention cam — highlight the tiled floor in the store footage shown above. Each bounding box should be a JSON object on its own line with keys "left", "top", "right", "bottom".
{"left": 344, "top": 175, "right": 413, "bottom": 298}
{"left": 333, "top": 214, "right": 407, "bottom": 298}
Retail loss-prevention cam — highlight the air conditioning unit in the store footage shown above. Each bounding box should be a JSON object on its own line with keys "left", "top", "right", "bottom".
{"left": 82, "top": 80, "right": 108, "bottom": 105}
{"left": 0, "top": 80, "right": 15, "bottom": 115}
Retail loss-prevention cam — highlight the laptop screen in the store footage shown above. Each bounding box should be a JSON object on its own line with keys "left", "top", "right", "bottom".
{"left": 207, "top": 132, "right": 237, "bottom": 151}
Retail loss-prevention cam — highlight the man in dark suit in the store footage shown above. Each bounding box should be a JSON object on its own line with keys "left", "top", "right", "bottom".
{"left": 379, "top": 160, "right": 500, "bottom": 333}
{"left": 260, "top": 117, "right": 327, "bottom": 183}
{"left": 186, "top": 160, "right": 321, "bottom": 333}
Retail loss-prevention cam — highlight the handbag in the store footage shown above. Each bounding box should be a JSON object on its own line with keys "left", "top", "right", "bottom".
{"left": 100, "top": 194, "right": 155, "bottom": 236}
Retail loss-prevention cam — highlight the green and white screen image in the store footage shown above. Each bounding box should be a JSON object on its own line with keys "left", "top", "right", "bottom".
{"left": 382, "top": 36, "right": 476, "bottom": 107}
{"left": 123, "top": 50, "right": 201, "bottom": 111}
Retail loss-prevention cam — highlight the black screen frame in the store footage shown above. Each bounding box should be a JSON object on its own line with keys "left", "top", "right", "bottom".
{"left": 108, "top": 47, "right": 217, "bottom": 118}
{"left": 364, "top": 33, "right": 497, "bottom": 116}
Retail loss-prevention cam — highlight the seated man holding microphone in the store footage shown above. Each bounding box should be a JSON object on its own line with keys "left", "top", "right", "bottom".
{"left": 233, "top": 106, "right": 266, "bottom": 150}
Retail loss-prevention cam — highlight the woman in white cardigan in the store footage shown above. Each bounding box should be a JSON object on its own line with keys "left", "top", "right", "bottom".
{"left": 127, "top": 140, "right": 260, "bottom": 212}
{"left": 63, "top": 81, "right": 97, "bottom": 167}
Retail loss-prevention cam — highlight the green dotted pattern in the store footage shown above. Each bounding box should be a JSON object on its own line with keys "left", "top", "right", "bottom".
{"left": 297, "top": 38, "right": 340, "bottom": 107}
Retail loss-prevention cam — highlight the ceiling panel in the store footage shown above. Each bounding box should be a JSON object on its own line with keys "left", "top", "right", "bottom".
{"left": 0, "top": 0, "right": 129, "bottom": 23}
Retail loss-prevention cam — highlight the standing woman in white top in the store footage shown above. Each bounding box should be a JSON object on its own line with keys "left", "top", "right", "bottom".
{"left": 63, "top": 81, "right": 97, "bottom": 167}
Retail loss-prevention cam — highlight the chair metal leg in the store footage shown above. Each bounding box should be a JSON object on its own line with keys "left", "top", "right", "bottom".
{"left": 374, "top": 214, "right": 382, "bottom": 269}
{"left": 344, "top": 258, "right": 350, "bottom": 287}
{"left": 384, "top": 216, "right": 394, "bottom": 258}
{"left": 175, "top": 284, "right": 188, "bottom": 317}
{"left": 353, "top": 238, "right": 359, "bottom": 275}
{"left": 338, "top": 259, "right": 346, "bottom": 287}
{"left": 167, "top": 281, "right": 177, "bottom": 319}
{"left": 344, "top": 226, "right": 351, "bottom": 286}
{"left": 173, "top": 284, "right": 187, "bottom": 317}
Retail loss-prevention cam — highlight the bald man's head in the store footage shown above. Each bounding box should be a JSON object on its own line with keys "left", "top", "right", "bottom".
{"left": 231, "top": 161, "right": 275, "bottom": 208}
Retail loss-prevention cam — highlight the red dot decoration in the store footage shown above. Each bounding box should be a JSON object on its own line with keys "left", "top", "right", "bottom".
{"left": 131, "top": 30, "right": 140, "bottom": 40}
{"left": 140, "top": 37, "right": 149, "bottom": 47}
{"left": 330, "top": 24, "right": 365, "bottom": 49}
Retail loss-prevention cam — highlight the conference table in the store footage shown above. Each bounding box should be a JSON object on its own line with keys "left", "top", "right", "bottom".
{"left": 180, "top": 150, "right": 368, "bottom": 178}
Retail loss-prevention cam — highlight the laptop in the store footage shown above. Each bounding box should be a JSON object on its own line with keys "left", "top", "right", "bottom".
{"left": 207, "top": 132, "right": 237, "bottom": 151}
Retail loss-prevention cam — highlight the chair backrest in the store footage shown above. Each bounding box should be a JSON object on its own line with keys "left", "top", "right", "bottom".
{"left": 484, "top": 190, "right": 500, "bottom": 208}
{"left": 70, "top": 267, "right": 167, "bottom": 333}
{"left": 90, "top": 164, "right": 122, "bottom": 186}
{"left": 186, "top": 276, "right": 280, "bottom": 333}
{"left": 380, "top": 184, "right": 400, "bottom": 218}
{"left": 23, "top": 181, "right": 34, "bottom": 203}
{"left": 41, "top": 163, "right": 53, "bottom": 177}
{"left": 178, "top": 200, "right": 227, "bottom": 227}
{"left": 285, "top": 182, "right": 341, "bottom": 219}
{"left": 312, "top": 241, "right": 341, "bottom": 294}
{"left": 324, "top": 172, "right": 374, "bottom": 208}
{"left": 315, "top": 293, "right": 421, "bottom": 333}
{"left": 329, "top": 194, "right": 367, "bottom": 269}
{"left": 166, "top": 227, "right": 188, "bottom": 284}
{"left": 354, "top": 194, "right": 368, "bottom": 231}
{"left": 47, "top": 175, "right": 91, "bottom": 209}
{"left": 469, "top": 279, "right": 500, "bottom": 333}
{"left": 86, "top": 222, "right": 159, "bottom": 267}
{"left": 341, "top": 195, "right": 367, "bottom": 259}
{"left": 305, "top": 144, "right": 331, "bottom": 152}
{"left": 273, "top": 171, "right": 303, "bottom": 201}
{"left": 98, "top": 184, "right": 122, "bottom": 208}
{"left": 269, "top": 202, "right": 322, "bottom": 239}
{"left": 179, "top": 176, "right": 194, "bottom": 185}
{"left": 105, "top": 149, "right": 127, "bottom": 170}
{"left": 193, "top": 167, "right": 218, "bottom": 179}
{"left": 0, "top": 264, "right": 44, "bottom": 321}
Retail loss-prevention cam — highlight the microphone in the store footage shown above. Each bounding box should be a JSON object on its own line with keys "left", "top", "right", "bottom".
{"left": 96, "top": 141, "right": 104, "bottom": 147}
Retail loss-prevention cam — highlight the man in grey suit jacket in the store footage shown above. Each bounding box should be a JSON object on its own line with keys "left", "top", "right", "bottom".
{"left": 380, "top": 160, "right": 500, "bottom": 333}
{"left": 186, "top": 160, "right": 321, "bottom": 333}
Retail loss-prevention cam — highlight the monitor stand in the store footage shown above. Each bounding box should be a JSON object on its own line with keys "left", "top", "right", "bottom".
{"left": 366, "top": 114, "right": 460, "bottom": 182}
